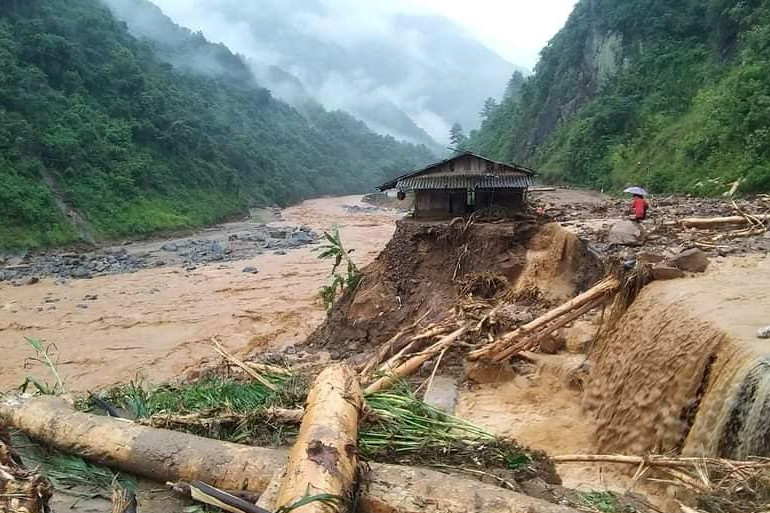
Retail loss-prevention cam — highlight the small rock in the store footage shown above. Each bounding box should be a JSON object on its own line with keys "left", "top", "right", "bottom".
{"left": 185, "top": 265, "right": 197, "bottom": 271}
{"left": 46, "top": 304, "right": 56, "bottom": 311}
{"left": 154, "top": 260, "right": 166, "bottom": 267}
{"left": 76, "top": 303, "right": 88, "bottom": 309}
{"left": 71, "top": 268, "right": 93, "bottom": 279}
{"left": 36, "top": 306, "right": 43, "bottom": 312}
{"left": 608, "top": 220, "right": 644, "bottom": 246}
{"left": 651, "top": 264, "right": 686, "bottom": 281}
{"left": 758, "top": 326, "right": 770, "bottom": 339}
{"left": 44, "top": 297, "right": 59, "bottom": 303}
{"left": 422, "top": 376, "right": 458, "bottom": 414}
{"left": 24, "top": 276, "right": 40, "bottom": 285}
{"left": 242, "top": 266, "right": 259, "bottom": 274}
{"left": 668, "top": 248, "right": 709, "bottom": 273}
{"left": 540, "top": 334, "right": 566, "bottom": 354}
{"left": 464, "top": 359, "right": 516, "bottom": 384}
{"left": 161, "top": 243, "right": 178, "bottom": 252}
{"left": 289, "top": 230, "right": 314, "bottom": 244}
{"left": 273, "top": 250, "right": 287, "bottom": 255}
{"left": 83, "top": 294, "right": 98, "bottom": 301}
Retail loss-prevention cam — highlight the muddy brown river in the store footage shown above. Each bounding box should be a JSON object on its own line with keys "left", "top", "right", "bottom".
{"left": 0, "top": 195, "right": 400, "bottom": 392}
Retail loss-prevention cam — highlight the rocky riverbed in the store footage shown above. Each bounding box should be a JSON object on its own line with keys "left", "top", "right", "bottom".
{"left": 0, "top": 222, "right": 321, "bottom": 285}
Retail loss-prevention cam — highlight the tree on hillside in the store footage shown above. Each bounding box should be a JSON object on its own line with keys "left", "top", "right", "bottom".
{"left": 504, "top": 71, "right": 525, "bottom": 99}
{"left": 480, "top": 97, "right": 498, "bottom": 121}
{"left": 449, "top": 122, "right": 467, "bottom": 147}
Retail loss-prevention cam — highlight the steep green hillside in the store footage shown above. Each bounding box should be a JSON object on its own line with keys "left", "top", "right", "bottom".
{"left": 466, "top": 0, "right": 770, "bottom": 195}
{"left": 0, "top": 0, "right": 433, "bottom": 250}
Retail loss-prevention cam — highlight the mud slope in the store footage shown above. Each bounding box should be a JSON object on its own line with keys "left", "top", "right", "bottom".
{"left": 305, "top": 220, "right": 602, "bottom": 359}
{"left": 584, "top": 256, "right": 770, "bottom": 458}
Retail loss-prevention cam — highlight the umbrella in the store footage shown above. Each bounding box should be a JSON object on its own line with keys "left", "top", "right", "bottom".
{"left": 623, "top": 186, "right": 647, "bottom": 196}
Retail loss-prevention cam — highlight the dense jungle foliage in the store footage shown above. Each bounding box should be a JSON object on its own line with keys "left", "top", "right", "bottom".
{"left": 464, "top": 0, "right": 770, "bottom": 195}
{"left": 0, "top": 0, "right": 433, "bottom": 250}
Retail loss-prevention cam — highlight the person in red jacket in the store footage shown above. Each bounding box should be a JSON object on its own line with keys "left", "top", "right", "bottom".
{"left": 631, "top": 194, "right": 649, "bottom": 221}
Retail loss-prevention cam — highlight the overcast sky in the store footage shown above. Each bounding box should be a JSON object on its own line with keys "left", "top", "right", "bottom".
{"left": 396, "top": 0, "right": 577, "bottom": 69}
{"left": 152, "top": 0, "right": 577, "bottom": 70}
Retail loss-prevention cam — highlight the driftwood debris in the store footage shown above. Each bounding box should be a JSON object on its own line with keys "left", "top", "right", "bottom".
{"left": 0, "top": 424, "right": 53, "bottom": 513}
{"left": 681, "top": 213, "right": 770, "bottom": 229}
{"left": 364, "top": 325, "right": 468, "bottom": 395}
{"left": 468, "top": 277, "right": 620, "bottom": 362}
{"left": 1, "top": 395, "right": 579, "bottom": 513}
{"left": 271, "top": 363, "right": 363, "bottom": 513}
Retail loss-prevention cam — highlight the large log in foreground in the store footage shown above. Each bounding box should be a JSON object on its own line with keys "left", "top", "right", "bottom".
{"left": 681, "top": 213, "right": 770, "bottom": 229}
{"left": 272, "top": 363, "right": 363, "bottom": 513}
{"left": 1, "top": 395, "right": 578, "bottom": 513}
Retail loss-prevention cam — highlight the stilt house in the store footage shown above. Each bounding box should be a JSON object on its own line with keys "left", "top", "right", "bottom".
{"left": 378, "top": 152, "right": 536, "bottom": 219}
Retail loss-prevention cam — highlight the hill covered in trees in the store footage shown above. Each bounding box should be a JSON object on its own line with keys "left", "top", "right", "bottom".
{"left": 0, "top": 0, "right": 434, "bottom": 250}
{"left": 464, "top": 0, "right": 770, "bottom": 195}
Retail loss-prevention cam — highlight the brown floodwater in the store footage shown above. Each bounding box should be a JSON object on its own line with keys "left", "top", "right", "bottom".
{"left": 0, "top": 196, "right": 401, "bottom": 392}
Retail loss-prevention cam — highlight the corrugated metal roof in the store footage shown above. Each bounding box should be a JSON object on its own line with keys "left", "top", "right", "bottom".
{"left": 398, "top": 174, "right": 535, "bottom": 190}
{"left": 378, "top": 151, "right": 537, "bottom": 191}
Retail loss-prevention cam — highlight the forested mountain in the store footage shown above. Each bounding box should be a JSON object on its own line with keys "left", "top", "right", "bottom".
{"left": 122, "top": 0, "right": 522, "bottom": 147}
{"left": 465, "top": 0, "right": 770, "bottom": 195}
{"left": 0, "top": 0, "right": 434, "bottom": 250}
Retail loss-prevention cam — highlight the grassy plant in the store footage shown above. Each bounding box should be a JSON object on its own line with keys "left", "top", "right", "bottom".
{"left": 317, "top": 225, "right": 362, "bottom": 311}
{"left": 20, "top": 337, "right": 65, "bottom": 395}
{"left": 577, "top": 491, "right": 633, "bottom": 513}
{"left": 100, "top": 374, "right": 554, "bottom": 483}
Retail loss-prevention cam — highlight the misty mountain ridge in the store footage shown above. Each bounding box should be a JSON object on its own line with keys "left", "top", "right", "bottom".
{"left": 106, "top": 0, "right": 523, "bottom": 147}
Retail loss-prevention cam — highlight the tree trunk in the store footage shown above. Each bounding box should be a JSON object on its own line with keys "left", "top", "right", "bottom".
{"left": 1, "top": 395, "right": 579, "bottom": 513}
{"left": 272, "top": 363, "right": 363, "bottom": 513}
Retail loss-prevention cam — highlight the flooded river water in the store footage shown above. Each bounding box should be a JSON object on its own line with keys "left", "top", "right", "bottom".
{"left": 0, "top": 196, "right": 400, "bottom": 392}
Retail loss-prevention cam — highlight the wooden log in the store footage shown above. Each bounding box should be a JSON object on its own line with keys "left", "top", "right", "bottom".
{"left": 273, "top": 363, "right": 363, "bottom": 513}
{"left": 0, "top": 395, "right": 286, "bottom": 492}
{"left": 364, "top": 325, "right": 468, "bottom": 395}
{"left": 681, "top": 214, "right": 770, "bottom": 229}
{"left": 468, "top": 277, "right": 620, "bottom": 361}
{"left": 491, "top": 298, "right": 603, "bottom": 362}
{"left": 1, "top": 395, "right": 579, "bottom": 513}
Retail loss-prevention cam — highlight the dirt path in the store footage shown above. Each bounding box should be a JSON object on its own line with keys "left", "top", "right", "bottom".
{"left": 0, "top": 196, "right": 400, "bottom": 392}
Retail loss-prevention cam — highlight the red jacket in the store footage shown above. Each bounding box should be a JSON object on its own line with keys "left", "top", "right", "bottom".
{"left": 632, "top": 197, "right": 648, "bottom": 220}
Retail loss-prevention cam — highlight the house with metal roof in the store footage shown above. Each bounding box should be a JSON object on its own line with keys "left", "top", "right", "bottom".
{"left": 377, "top": 152, "right": 536, "bottom": 219}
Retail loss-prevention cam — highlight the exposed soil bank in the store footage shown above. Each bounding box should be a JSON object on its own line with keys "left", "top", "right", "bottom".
{"left": 304, "top": 220, "right": 602, "bottom": 359}
{"left": 584, "top": 256, "right": 770, "bottom": 458}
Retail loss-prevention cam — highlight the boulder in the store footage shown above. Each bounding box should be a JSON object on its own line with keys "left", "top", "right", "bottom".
{"left": 668, "top": 248, "right": 709, "bottom": 273}
{"left": 608, "top": 220, "right": 644, "bottom": 246}
{"left": 161, "top": 243, "right": 178, "bottom": 252}
{"left": 757, "top": 326, "right": 770, "bottom": 339}
{"left": 651, "top": 264, "right": 686, "bottom": 281}
{"left": 289, "top": 230, "right": 314, "bottom": 244}
{"left": 242, "top": 266, "right": 259, "bottom": 274}
{"left": 70, "top": 268, "right": 92, "bottom": 279}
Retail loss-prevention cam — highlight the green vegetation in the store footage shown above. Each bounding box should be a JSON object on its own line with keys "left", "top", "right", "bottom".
{"left": 0, "top": 0, "right": 433, "bottom": 250}
{"left": 465, "top": 0, "right": 770, "bottom": 195}
{"left": 100, "top": 372, "right": 547, "bottom": 482}
{"left": 317, "top": 226, "right": 362, "bottom": 311}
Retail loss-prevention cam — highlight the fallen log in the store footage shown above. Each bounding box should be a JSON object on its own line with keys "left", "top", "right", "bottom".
{"left": 364, "top": 325, "right": 468, "bottom": 395}
{"left": 1, "top": 395, "right": 578, "bottom": 513}
{"left": 271, "top": 363, "right": 363, "bottom": 513}
{"left": 681, "top": 213, "right": 770, "bottom": 229}
{"left": 468, "top": 277, "right": 620, "bottom": 361}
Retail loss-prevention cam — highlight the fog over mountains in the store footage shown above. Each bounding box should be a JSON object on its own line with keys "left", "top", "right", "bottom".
{"left": 105, "top": 0, "right": 522, "bottom": 146}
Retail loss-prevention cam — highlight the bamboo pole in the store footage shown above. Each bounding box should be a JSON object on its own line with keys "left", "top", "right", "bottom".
{"left": 365, "top": 325, "right": 468, "bottom": 395}
{"left": 272, "top": 363, "right": 363, "bottom": 513}
{"left": 469, "top": 277, "right": 620, "bottom": 361}
{"left": 1, "top": 395, "right": 578, "bottom": 513}
{"left": 491, "top": 298, "right": 603, "bottom": 362}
